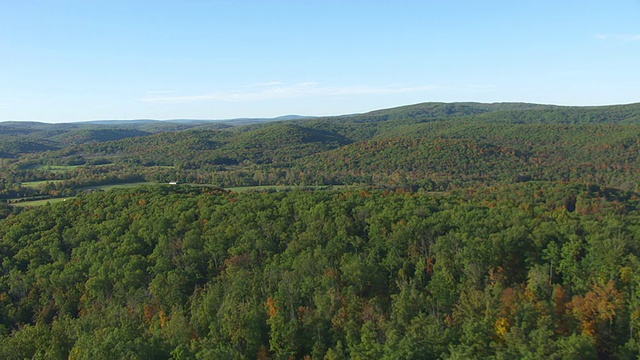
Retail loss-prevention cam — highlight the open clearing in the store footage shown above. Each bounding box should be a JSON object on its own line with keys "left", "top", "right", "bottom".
{"left": 10, "top": 182, "right": 159, "bottom": 207}
{"left": 226, "top": 185, "right": 346, "bottom": 192}
{"left": 21, "top": 180, "right": 65, "bottom": 188}
{"left": 25, "top": 164, "right": 113, "bottom": 173}
{"left": 81, "top": 182, "right": 159, "bottom": 191}
{"left": 11, "top": 198, "right": 69, "bottom": 207}
{"left": 10, "top": 183, "right": 350, "bottom": 207}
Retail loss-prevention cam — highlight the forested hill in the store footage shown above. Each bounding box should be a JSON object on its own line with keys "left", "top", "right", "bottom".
{"left": 2, "top": 183, "right": 640, "bottom": 358}
{"left": 0, "top": 116, "right": 305, "bottom": 158}
{"left": 4, "top": 102, "right": 640, "bottom": 158}
{"left": 3, "top": 102, "right": 640, "bottom": 194}
{"left": 299, "top": 102, "right": 640, "bottom": 128}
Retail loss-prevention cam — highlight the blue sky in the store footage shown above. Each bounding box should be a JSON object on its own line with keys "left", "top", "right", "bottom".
{"left": 1, "top": 0, "right": 639, "bottom": 122}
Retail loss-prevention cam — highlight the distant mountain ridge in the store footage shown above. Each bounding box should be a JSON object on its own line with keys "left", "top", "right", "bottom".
{"left": 0, "top": 115, "right": 314, "bottom": 156}
{"left": 1, "top": 101, "right": 640, "bottom": 161}
{"left": 0, "top": 115, "right": 313, "bottom": 126}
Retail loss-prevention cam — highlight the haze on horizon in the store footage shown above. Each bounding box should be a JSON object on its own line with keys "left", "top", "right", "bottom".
{"left": 1, "top": 0, "right": 639, "bottom": 123}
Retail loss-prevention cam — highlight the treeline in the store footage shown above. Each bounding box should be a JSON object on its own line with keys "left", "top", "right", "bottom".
{"left": 1, "top": 183, "right": 640, "bottom": 358}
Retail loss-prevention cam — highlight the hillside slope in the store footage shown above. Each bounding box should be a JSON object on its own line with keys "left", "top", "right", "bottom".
{"left": 3, "top": 102, "right": 640, "bottom": 191}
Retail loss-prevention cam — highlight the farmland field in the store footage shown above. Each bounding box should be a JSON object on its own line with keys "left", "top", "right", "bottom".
{"left": 81, "top": 182, "right": 159, "bottom": 191}
{"left": 20, "top": 180, "right": 65, "bottom": 188}
{"left": 11, "top": 197, "right": 69, "bottom": 207}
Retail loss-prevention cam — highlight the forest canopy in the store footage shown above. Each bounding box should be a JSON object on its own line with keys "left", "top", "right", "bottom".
{"left": 1, "top": 184, "right": 640, "bottom": 359}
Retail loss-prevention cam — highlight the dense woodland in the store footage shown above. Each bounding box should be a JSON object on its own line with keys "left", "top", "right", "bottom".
{"left": 2, "top": 102, "right": 640, "bottom": 358}
{"left": 1, "top": 184, "right": 640, "bottom": 359}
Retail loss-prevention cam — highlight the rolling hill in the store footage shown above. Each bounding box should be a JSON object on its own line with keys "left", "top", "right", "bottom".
{"left": 2, "top": 101, "right": 640, "bottom": 191}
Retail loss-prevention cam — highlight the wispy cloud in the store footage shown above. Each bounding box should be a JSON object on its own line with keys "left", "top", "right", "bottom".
{"left": 243, "top": 81, "right": 284, "bottom": 88}
{"left": 595, "top": 33, "right": 640, "bottom": 42}
{"left": 467, "top": 84, "right": 496, "bottom": 90}
{"left": 1, "top": 98, "right": 54, "bottom": 106}
{"left": 141, "top": 82, "right": 440, "bottom": 104}
{"left": 146, "top": 90, "right": 179, "bottom": 94}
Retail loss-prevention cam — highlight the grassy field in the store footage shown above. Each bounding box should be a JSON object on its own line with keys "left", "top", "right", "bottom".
{"left": 9, "top": 182, "right": 160, "bottom": 207}
{"left": 11, "top": 198, "right": 69, "bottom": 207}
{"left": 23, "top": 180, "right": 162, "bottom": 191}
{"left": 21, "top": 180, "right": 65, "bottom": 188}
{"left": 82, "top": 182, "right": 159, "bottom": 191}
{"left": 226, "top": 185, "right": 346, "bottom": 192}
{"left": 25, "top": 164, "right": 113, "bottom": 173}
{"left": 10, "top": 183, "right": 350, "bottom": 207}
{"left": 25, "top": 164, "right": 82, "bottom": 173}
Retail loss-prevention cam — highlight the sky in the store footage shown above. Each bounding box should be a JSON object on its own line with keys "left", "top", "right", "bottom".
{"left": 0, "top": 1, "right": 639, "bottom": 123}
